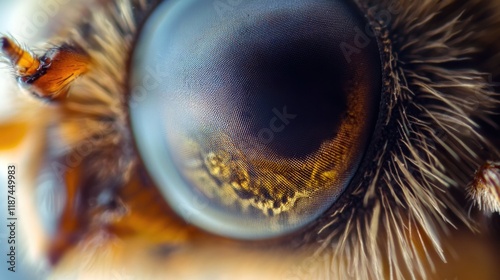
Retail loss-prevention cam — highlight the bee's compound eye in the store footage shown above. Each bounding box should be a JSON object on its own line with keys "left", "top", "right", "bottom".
{"left": 129, "top": 0, "right": 381, "bottom": 239}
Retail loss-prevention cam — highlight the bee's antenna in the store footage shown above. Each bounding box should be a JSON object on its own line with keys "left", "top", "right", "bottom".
{"left": 0, "top": 36, "right": 90, "bottom": 101}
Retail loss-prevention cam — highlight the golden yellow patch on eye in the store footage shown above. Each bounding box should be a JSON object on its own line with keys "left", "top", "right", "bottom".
{"left": 469, "top": 161, "right": 500, "bottom": 214}
{"left": 0, "top": 121, "right": 29, "bottom": 150}
{"left": 175, "top": 87, "right": 365, "bottom": 221}
{"left": 1, "top": 36, "right": 89, "bottom": 100}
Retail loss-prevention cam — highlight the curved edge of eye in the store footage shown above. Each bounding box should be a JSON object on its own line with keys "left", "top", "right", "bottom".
{"left": 291, "top": 0, "right": 392, "bottom": 243}
{"left": 126, "top": 0, "right": 385, "bottom": 241}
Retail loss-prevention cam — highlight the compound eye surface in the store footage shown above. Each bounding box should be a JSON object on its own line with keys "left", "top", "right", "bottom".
{"left": 129, "top": 0, "right": 381, "bottom": 239}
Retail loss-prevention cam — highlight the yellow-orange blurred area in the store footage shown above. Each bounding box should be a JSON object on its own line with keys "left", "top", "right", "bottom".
{"left": 0, "top": 121, "right": 30, "bottom": 151}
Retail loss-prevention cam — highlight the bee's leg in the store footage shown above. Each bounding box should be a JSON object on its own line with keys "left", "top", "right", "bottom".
{"left": 46, "top": 159, "right": 124, "bottom": 265}
{"left": 47, "top": 161, "right": 90, "bottom": 265}
{"left": 46, "top": 160, "right": 195, "bottom": 266}
{"left": 0, "top": 36, "right": 89, "bottom": 101}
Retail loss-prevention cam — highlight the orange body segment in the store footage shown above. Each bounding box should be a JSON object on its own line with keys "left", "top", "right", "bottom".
{"left": 26, "top": 46, "right": 90, "bottom": 100}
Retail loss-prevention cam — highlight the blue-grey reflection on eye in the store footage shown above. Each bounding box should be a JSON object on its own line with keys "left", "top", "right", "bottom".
{"left": 129, "top": 0, "right": 381, "bottom": 239}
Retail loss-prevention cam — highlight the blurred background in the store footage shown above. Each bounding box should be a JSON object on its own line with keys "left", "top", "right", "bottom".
{"left": 0, "top": 1, "right": 69, "bottom": 279}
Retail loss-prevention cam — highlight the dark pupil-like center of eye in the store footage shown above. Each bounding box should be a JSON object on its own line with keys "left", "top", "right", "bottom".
{"left": 227, "top": 33, "right": 348, "bottom": 158}
{"left": 129, "top": 0, "right": 381, "bottom": 239}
